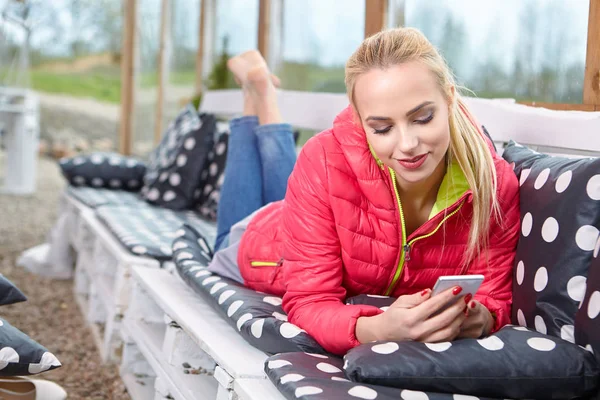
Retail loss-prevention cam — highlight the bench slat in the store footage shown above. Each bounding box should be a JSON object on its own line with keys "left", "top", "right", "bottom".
{"left": 130, "top": 266, "right": 269, "bottom": 379}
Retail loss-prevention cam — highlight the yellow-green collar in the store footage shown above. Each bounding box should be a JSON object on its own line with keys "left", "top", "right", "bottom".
{"left": 368, "top": 143, "right": 469, "bottom": 219}
{"left": 428, "top": 161, "right": 469, "bottom": 219}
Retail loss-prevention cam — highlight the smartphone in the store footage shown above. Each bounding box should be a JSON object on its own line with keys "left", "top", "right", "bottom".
{"left": 430, "top": 274, "right": 485, "bottom": 314}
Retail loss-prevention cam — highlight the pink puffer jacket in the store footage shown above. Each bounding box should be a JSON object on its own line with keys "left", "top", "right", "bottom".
{"left": 237, "top": 106, "right": 520, "bottom": 355}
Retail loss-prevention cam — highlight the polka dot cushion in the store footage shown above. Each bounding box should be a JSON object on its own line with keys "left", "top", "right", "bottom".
{"left": 59, "top": 152, "right": 146, "bottom": 191}
{"left": 502, "top": 141, "right": 600, "bottom": 341}
{"left": 265, "top": 352, "right": 500, "bottom": 400}
{"left": 174, "top": 224, "right": 326, "bottom": 355}
{"left": 142, "top": 106, "right": 216, "bottom": 210}
{"left": 194, "top": 129, "right": 229, "bottom": 221}
{"left": 67, "top": 186, "right": 142, "bottom": 208}
{"left": 95, "top": 205, "right": 216, "bottom": 261}
{"left": 575, "top": 242, "right": 600, "bottom": 363}
{"left": 0, "top": 274, "right": 26, "bottom": 306}
{"left": 0, "top": 317, "right": 61, "bottom": 376}
{"left": 193, "top": 127, "right": 301, "bottom": 221}
{"left": 343, "top": 325, "right": 599, "bottom": 399}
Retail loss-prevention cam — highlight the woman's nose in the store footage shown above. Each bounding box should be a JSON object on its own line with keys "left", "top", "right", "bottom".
{"left": 395, "top": 127, "right": 419, "bottom": 154}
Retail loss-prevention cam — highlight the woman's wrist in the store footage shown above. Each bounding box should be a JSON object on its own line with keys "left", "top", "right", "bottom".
{"left": 356, "top": 314, "right": 386, "bottom": 344}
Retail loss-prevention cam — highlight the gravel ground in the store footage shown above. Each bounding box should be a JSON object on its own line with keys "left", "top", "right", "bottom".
{"left": 0, "top": 153, "right": 129, "bottom": 399}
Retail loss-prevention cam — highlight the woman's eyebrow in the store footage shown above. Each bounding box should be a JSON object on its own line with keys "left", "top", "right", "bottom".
{"left": 365, "top": 101, "right": 435, "bottom": 122}
{"left": 405, "top": 101, "right": 434, "bottom": 116}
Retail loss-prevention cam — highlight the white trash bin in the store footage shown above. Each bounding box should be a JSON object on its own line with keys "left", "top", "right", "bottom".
{"left": 0, "top": 88, "right": 39, "bottom": 195}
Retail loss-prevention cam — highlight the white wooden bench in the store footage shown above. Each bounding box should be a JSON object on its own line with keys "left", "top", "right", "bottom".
{"left": 52, "top": 88, "right": 600, "bottom": 397}
{"left": 118, "top": 90, "right": 600, "bottom": 399}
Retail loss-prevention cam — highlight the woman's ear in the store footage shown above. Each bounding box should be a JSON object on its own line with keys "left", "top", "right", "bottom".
{"left": 447, "top": 85, "right": 456, "bottom": 109}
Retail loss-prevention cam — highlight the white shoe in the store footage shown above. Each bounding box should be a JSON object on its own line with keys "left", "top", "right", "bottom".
{"left": 0, "top": 376, "right": 67, "bottom": 400}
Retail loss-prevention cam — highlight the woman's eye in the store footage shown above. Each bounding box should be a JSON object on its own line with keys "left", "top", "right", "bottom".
{"left": 415, "top": 113, "right": 434, "bottom": 124}
{"left": 373, "top": 126, "right": 392, "bottom": 134}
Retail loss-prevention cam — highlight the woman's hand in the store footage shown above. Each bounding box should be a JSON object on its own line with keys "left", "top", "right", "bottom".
{"left": 356, "top": 287, "right": 468, "bottom": 344}
{"left": 458, "top": 300, "right": 494, "bottom": 339}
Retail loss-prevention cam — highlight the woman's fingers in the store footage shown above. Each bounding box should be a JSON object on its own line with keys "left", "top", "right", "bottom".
{"left": 413, "top": 286, "right": 464, "bottom": 318}
{"left": 417, "top": 294, "right": 467, "bottom": 339}
{"left": 421, "top": 311, "right": 466, "bottom": 343}
{"left": 391, "top": 289, "right": 431, "bottom": 309}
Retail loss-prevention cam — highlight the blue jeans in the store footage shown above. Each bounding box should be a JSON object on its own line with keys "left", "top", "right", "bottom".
{"left": 214, "top": 116, "right": 297, "bottom": 251}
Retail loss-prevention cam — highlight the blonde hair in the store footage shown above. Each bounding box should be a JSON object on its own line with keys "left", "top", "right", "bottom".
{"left": 345, "top": 27, "right": 500, "bottom": 264}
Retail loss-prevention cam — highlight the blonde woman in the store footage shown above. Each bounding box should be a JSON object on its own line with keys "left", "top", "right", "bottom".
{"left": 208, "top": 28, "right": 520, "bottom": 356}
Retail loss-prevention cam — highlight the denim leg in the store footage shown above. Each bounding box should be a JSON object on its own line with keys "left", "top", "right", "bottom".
{"left": 255, "top": 123, "right": 297, "bottom": 204}
{"left": 215, "top": 116, "right": 262, "bottom": 250}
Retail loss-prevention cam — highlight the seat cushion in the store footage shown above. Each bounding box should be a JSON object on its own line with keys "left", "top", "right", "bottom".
{"left": 344, "top": 325, "right": 599, "bottom": 400}
{"left": 265, "top": 352, "right": 502, "bottom": 400}
{"left": 576, "top": 245, "right": 600, "bottom": 364}
{"left": 96, "top": 205, "right": 216, "bottom": 261}
{"left": 502, "top": 141, "right": 600, "bottom": 341}
{"left": 142, "top": 106, "right": 216, "bottom": 210}
{"left": 59, "top": 152, "right": 146, "bottom": 191}
{"left": 174, "top": 224, "right": 326, "bottom": 355}
{"left": 67, "top": 186, "right": 142, "bottom": 208}
{"left": 0, "top": 318, "right": 61, "bottom": 376}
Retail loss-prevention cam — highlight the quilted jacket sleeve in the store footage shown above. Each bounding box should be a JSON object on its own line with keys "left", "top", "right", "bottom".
{"left": 281, "top": 136, "right": 383, "bottom": 356}
{"left": 472, "top": 160, "right": 521, "bottom": 332}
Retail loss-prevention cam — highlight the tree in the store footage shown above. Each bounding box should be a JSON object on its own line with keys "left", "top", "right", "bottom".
{"left": 205, "top": 35, "right": 236, "bottom": 90}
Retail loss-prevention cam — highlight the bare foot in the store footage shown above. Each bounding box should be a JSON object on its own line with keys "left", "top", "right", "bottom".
{"left": 227, "top": 50, "right": 282, "bottom": 121}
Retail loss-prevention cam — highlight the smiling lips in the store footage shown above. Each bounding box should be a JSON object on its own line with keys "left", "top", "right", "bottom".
{"left": 397, "top": 153, "right": 428, "bottom": 170}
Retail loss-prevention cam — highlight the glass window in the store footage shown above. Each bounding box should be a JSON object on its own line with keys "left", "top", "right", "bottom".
{"left": 203, "top": 0, "right": 259, "bottom": 90}
{"left": 273, "top": 0, "right": 365, "bottom": 93}
{"left": 133, "top": 0, "right": 161, "bottom": 156}
{"left": 1, "top": 0, "right": 123, "bottom": 151}
{"left": 389, "top": 0, "right": 589, "bottom": 103}
{"left": 163, "top": 0, "right": 201, "bottom": 132}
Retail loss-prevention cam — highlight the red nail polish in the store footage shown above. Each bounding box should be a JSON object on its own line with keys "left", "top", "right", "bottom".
{"left": 452, "top": 286, "right": 463, "bottom": 295}
{"left": 464, "top": 294, "right": 473, "bottom": 304}
{"left": 470, "top": 301, "right": 477, "bottom": 309}
{"left": 421, "top": 289, "right": 429, "bottom": 296}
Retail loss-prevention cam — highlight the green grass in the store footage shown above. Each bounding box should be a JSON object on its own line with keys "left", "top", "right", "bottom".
{"left": 26, "top": 68, "right": 198, "bottom": 104}
{"left": 30, "top": 70, "right": 122, "bottom": 103}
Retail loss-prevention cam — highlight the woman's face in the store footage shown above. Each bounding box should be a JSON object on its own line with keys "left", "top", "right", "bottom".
{"left": 354, "top": 61, "right": 452, "bottom": 190}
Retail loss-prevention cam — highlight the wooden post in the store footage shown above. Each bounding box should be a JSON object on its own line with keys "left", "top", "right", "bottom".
{"left": 584, "top": 0, "right": 600, "bottom": 106}
{"left": 364, "top": 0, "right": 388, "bottom": 38}
{"left": 119, "top": 0, "right": 137, "bottom": 156}
{"left": 258, "top": 0, "right": 271, "bottom": 60}
{"left": 195, "top": 0, "right": 207, "bottom": 95}
{"left": 154, "top": 0, "right": 171, "bottom": 144}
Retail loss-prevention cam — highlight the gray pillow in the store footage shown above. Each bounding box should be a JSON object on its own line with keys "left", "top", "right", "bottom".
{"left": 59, "top": 152, "right": 146, "bottom": 191}
{"left": 0, "top": 275, "right": 26, "bottom": 306}
{"left": 141, "top": 106, "right": 216, "bottom": 210}
{"left": 0, "top": 317, "right": 61, "bottom": 375}
{"left": 344, "top": 325, "right": 599, "bottom": 399}
{"left": 502, "top": 141, "right": 600, "bottom": 342}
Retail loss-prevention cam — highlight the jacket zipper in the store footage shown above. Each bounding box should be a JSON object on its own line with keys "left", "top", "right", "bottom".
{"left": 385, "top": 168, "right": 407, "bottom": 295}
{"left": 384, "top": 168, "right": 466, "bottom": 295}
{"left": 250, "top": 259, "right": 283, "bottom": 267}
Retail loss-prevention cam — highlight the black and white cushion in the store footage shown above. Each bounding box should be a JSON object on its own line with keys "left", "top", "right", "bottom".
{"left": 0, "top": 318, "right": 61, "bottom": 376}
{"left": 195, "top": 127, "right": 229, "bottom": 221}
{"left": 174, "top": 224, "right": 326, "bottom": 355}
{"left": 59, "top": 152, "right": 146, "bottom": 191}
{"left": 67, "top": 186, "right": 142, "bottom": 208}
{"left": 502, "top": 141, "right": 600, "bottom": 341}
{"left": 344, "top": 325, "right": 599, "bottom": 399}
{"left": 265, "top": 352, "right": 502, "bottom": 400}
{"left": 95, "top": 205, "right": 216, "bottom": 261}
{"left": 0, "top": 275, "right": 26, "bottom": 306}
{"left": 575, "top": 242, "right": 600, "bottom": 363}
{"left": 142, "top": 106, "right": 216, "bottom": 210}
